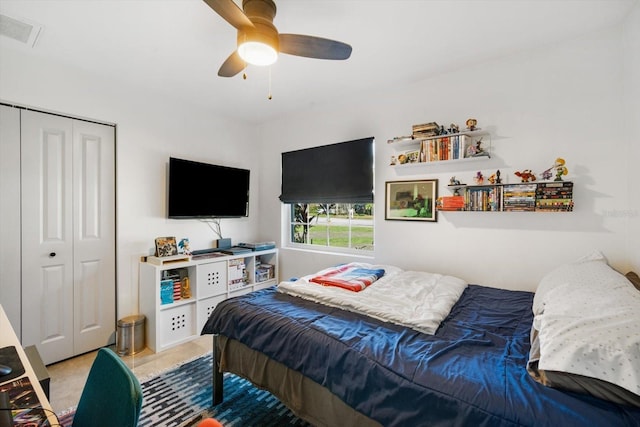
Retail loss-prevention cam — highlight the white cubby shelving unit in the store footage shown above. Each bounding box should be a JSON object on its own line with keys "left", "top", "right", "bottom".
{"left": 139, "top": 248, "right": 278, "bottom": 352}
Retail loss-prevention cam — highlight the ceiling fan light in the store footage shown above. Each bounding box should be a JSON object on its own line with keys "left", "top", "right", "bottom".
{"left": 238, "top": 41, "right": 278, "bottom": 66}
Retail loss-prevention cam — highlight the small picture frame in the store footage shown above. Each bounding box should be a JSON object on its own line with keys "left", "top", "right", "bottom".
{"left": 155, "top": 236, "right": 178, "bottom": 257}
{"left": 385, "top": 179, "right": 438, "bottom": 222}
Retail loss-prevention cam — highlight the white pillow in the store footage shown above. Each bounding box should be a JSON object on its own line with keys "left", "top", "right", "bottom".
{"left": 531, "top": 251, "right": 640, "bottom": 400}
{"left": 532, "top": 250, "right": 608, "bottom": 315}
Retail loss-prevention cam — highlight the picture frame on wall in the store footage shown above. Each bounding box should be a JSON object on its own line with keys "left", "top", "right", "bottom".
{"left": 385, "top": 179, "right": 438, "bottom": 222}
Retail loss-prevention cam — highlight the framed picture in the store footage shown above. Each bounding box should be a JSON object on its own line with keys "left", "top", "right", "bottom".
{"left": 155, "top": 236, "right": 178, "bottom": 257}
{"left": 385, "top": 179, "right": 438, "bottom": 222}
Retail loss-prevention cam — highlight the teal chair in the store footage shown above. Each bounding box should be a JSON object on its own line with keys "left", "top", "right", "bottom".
{"left": 72, "top": 348, "right": 143, "bottom": 427}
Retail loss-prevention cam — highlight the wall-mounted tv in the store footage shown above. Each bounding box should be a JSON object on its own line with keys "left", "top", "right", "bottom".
{"left": 168, "top": 157, "right": 250, "bottom": 218}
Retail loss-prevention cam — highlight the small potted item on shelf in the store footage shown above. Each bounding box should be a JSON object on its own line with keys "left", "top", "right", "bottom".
{"left": 514, "top": 169, "right": 537, "bottom": 183}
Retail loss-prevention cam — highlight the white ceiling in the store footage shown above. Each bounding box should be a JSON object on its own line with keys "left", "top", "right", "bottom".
{"left": 0, "top": 0, "right": 635, "bottom": 124}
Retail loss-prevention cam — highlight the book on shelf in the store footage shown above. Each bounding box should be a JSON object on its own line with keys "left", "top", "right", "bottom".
{"left": 228, "top": 258, "right": 247, "bottom": 287}
{"left": 437, "top": 196, "right": 465, "bottom": 211}
{"left": 465, "top": 187, "right": 502, "bottom": 211}
{"left": 160, "top": 279, "right": 174, "bottom": 305}
{"left": 503, "top": 183, "right": 537, "bottom": 212}
{"left": 255, "top": 263, "right": 275, "bottom": 282}
{"left": 535, "top": 181, "right": 574, "bottom": 211}
{"left": 412, "top": 122, "right": 439, "bottom": 138}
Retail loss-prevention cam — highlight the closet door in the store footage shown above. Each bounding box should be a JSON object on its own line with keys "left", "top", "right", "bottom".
{"left": 72, "top": 119, "right": 116, "bottom": 356}
{"left": 21, "top": 110, "right": 116, "bottom": 364}
{"left": 0, "top": 105, "right": 22, "bottom": 333}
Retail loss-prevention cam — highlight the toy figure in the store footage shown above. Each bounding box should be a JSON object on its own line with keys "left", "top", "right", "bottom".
{"left": 390, "top": 155, "right": 397, "bottom": 165}
{"left": 449, "top": 176, "right": 461, "bottom": 186}
{"left": 466, "top": 118, "right": 477, "bottom": 131}
{"left": 474, "top": 171, "right": 484, "bottom": 185}
{"left": 515, "top": 169, "right": 537, "bottom": 183}
{"left": 553, "top": 158, "right": 568, "bottom": 181}
{"left": 178, "top": 238, "right": 191, "bottom": 255}
{"left": 540, "top": 167, "right": 553, "bottom": 180}
{"left": 466, "top": 138, "right": 487, "bottom": 157}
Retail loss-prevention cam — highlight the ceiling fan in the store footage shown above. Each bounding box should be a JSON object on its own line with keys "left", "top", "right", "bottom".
{"left": 202, "top": 0, "right": 353, "bottom": 77}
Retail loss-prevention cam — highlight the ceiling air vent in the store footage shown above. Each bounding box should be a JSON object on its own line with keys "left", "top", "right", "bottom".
{"left": 0, "top": 14, "right": 42, "bottom": 47}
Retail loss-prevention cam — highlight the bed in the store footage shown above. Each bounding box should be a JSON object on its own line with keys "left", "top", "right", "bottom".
{"left": 201, "top": 256, "right": 640, "bottom": 426}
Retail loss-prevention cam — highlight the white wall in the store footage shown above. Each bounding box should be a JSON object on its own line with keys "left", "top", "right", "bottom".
{"left": 0, "top": 48, "right": 260, "bottom": 318}
{"left": 259, "top": 22, "right": 638, "bottom": 291}
{"left": 623, "top": 3, "right": 640, "bottom": 274}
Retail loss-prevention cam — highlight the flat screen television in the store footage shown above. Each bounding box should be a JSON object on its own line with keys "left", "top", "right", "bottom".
{"left": 168, "top": 157, "right": 250, "bottom": 218}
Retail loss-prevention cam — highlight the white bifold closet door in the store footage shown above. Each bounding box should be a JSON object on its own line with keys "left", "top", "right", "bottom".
{"left": 20, "top": 109, "right": 115, "bottom": 364}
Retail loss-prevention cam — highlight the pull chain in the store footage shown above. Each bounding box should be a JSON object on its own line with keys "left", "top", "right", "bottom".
{"left": 268, "top": 66, "right": 272, "bottom": 100}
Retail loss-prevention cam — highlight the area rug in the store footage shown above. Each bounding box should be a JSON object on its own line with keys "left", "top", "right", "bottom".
{"left": 57, "top": 352, "right": 311, "bottom": 426}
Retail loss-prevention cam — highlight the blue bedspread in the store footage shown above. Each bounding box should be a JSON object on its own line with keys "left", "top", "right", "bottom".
{"left": 202, "top": 285, "right": 640, "bottom": 426}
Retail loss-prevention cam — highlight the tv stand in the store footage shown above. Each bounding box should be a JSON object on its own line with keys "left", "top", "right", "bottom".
{"left": 140, "top": 248, "right": 278, "bottom": 352}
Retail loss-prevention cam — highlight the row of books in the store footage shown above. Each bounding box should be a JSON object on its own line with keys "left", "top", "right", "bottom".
{"left": 437, "top": 182, "right": 573, "bottom": 212}
{"left": 466, "top": 187, "right": 502, "bottom": 211}
{"left": 535, "top": 182, "right": 574, "bottom": 211}
{"left": 228, "top": 258, "right": 247, "bottom": 291}
{"left": 160, "top": 268, "right": 190, "bottom": 305}
{"left": 419, "top": 135, "right": 470, "bottom": 162}
{"left": 436, "top": 195, "right": 465, "bottom": 211}
{"left": 503, "top": 183, "right": 537, "bottom": 212}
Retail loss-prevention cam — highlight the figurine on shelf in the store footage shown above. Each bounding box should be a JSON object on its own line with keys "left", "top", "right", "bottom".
{"left": 474, "top": 171, "right": 484, "bottom": 185}
{"left": 178, "top": 238, "right": 192, "bottom": 256}
{"left": 488, "top": 171, "right": 500, "bottom": 184}
{"left": 466, "top": 118, "right": 478, "bottom": 131}
{"left": 515, "top": 169, "right": 537, "bottom": 183}
{"left": 554, "top": 158, "right": 568, "bottom": 181}
{"left": 540, "top": 158, "right": 568, "bottom": 181}
{"left": 390, "top": 155, "right": 397, "bottom": 166}
{"left": 449, "top": 176, "right": 462, "bottom": 186}
{"left": 448, "top": 123, "right": 459, "bottom": 134}
{"left": 466, "top": 137, "right": 487, "bottom": 157}
{"left": 540, "top": 167, "right": 554, "bottom": 181}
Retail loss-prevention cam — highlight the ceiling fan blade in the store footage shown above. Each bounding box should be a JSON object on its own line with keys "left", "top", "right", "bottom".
{"left": 202, "top": 0, "right": 255, "bottom": 30}
{"left": 279, "top": 34, "right": 352, "bottom": 60}
{"left": 218, "top": 51, "right": 246, "bottom": 77}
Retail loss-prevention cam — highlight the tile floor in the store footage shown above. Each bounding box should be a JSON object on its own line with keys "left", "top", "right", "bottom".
{"left": 46, "top": 335, "right": 213, "bottom": 413}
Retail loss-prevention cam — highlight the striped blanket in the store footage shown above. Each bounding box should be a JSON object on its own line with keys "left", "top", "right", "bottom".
{"left": 309, "top": 264, "right": 385, "bottom": 292}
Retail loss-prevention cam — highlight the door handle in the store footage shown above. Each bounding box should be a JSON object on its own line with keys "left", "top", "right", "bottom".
{"left": 49, "top": 252, "right": 56, "bottom": 257}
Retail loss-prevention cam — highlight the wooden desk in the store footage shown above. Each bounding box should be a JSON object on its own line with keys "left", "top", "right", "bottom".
{"left": 0, "top": 305, "right": 58, "bottom": 425}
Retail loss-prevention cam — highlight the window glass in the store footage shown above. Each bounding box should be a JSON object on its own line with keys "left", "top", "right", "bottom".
{"left": 289, "top": 203, "right": 373, "bottom": 252}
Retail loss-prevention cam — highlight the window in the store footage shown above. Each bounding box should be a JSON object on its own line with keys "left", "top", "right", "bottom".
{"left": 280, "top": 137, "right": 374, "bottom": 253}
{"left": 289, "top": 203, "right": 374, "bottom": 252}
